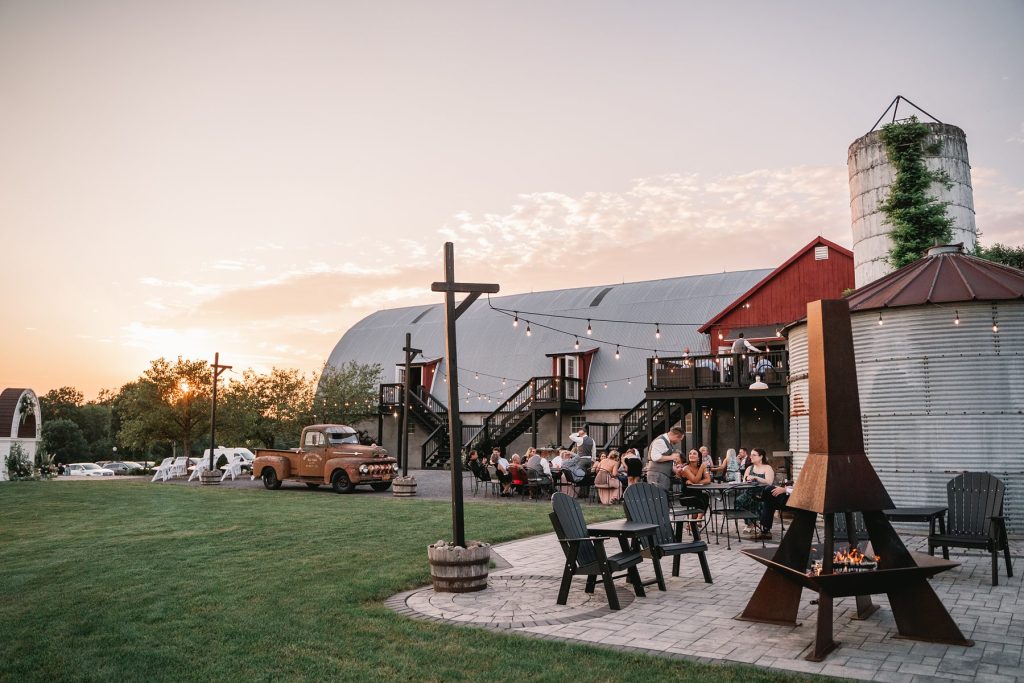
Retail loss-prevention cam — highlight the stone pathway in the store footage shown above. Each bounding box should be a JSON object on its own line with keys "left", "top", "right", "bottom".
{"left": 388, "top": 523, "right": 1023, "bottom": 682}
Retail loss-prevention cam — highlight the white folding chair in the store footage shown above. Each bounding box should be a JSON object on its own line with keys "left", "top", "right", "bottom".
{"left": 188, "top": 458, "right": 209, "bottom": 482}
{"left": 220, "top": 454, "right": 243, "bottom": 482}
{"left": 170, "top": 457, "right": 188, "bottom": 478}
{"left": 151, "top": 457, "right": 174, "bottom": 482}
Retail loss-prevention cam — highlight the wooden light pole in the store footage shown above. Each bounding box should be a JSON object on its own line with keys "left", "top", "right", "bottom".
{"left": 431, "top": 242, "right": 499, "bottom": 547}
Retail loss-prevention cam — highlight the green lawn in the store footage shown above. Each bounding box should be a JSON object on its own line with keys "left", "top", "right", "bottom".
{"left": 0, "top": 482, "right": 823, "bottom": 682}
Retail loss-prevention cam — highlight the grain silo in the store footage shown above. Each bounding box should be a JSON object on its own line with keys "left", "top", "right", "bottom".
{"left": 787, "top": 245, "right": 1024, "bottom": 532}
{"left": 848, "top": 101, "right": 978, "bottom": 288}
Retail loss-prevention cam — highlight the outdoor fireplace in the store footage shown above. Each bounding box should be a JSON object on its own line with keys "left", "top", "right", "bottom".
{"left": 737, "top": 300, "right": 973, "bottom": 661}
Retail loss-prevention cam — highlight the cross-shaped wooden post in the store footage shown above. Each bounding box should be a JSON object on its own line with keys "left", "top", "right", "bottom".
{"left": 431, "top": 242, "right": 499, "bottom": 547}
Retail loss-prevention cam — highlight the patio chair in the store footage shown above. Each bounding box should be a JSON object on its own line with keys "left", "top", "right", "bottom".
{"left": 623, "top": 483, "right": 712, "bottom": 591}
{"left": 525, "top": 468, "right": 553, "bottom": 500}
{"left": 220, "top": 454, "right": 244, "bottom": 482}
{"left": 188, "top": 458, "right": 210, "bottom": 482}
{"left": 928, "top": 472, "right": 1013, "bottom": 586}
{"left": 151, "top": 457, "right": 174, "bottom": 482}
{"left": 549, "top": 492, "right": 646, "bottom": 610}
{"left": 170, "top": 457, "right": 189, "bottom": 478}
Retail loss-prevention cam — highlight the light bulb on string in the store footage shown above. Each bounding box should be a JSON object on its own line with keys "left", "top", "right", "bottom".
{"left": 474, "top": 372, "right": 479, "bottom": 380}
{"left": 993, "top": 319, "right": 999, "bottom": 333}
{"left": 586, "top": 320, "right": 592, "bottom": 335}
{"left": 615, "top": 345, "right": 620, "bottom": 360}
{"left": 574, "top": 337, "right": 580, "bottom": 350}
{"left": 718, "top": 331, "right": 723, "bottom": 340}
{"left": 513, "top": 312, "right": 519, "bottom": 328}
{"left": 603, "top": 383, "right": 608, "bottom": 389}
{"left": 501, "top": 378, "right": 506, "bottom": 385}
{"left": 954, "top": 310, "right": 960, "bottom": 325}
{"left": 526, "top": 322, "right": 531, "bottom": 337}
{"left": 655, "top": 323, "right": 661, "bottom": 339}
{"left": 878, "top": 311, "right": 884, "bottom": 326}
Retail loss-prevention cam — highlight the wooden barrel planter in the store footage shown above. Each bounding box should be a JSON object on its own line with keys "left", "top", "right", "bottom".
{"left": 393, "top": 476, "right": 417, "bottom": 497}
{"left": 428, "top": 540, "right": 490, "bottom": 593}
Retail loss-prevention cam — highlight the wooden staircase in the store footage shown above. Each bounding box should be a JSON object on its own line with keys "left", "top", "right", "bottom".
{"left": 379, "top": 384, "right": 451, "bottom": 469}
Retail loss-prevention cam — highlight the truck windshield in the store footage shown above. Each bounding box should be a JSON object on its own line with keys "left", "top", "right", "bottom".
{"left": 326, "top": 430, "right": 359, "bottom": 444}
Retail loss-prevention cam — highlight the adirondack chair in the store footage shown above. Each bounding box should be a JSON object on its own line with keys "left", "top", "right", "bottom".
{"left": 549, "top": 492, "right": 646, "bottom": 610}
{"left": 833, "top": 510, "right": 870, "bottom": 543}
{"left": 928, "top": 472, "right": 1013, "bottom": 586}
{"left": 623, "top": 483, "right": 712, "bottom": 591}
{"left": 151, "top": 457, "right": 174, "bottom": 482}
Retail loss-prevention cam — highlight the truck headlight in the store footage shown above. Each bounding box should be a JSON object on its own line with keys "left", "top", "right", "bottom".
{"left": 359, "top": 464, "right": 369, "bottom": 474}
{"left": 391, "top": 463, "right": 399, "bottom": 472}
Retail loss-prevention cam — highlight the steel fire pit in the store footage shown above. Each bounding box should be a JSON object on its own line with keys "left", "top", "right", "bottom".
{"left": 736, "top": 300, "right": 973, "bottom": 661}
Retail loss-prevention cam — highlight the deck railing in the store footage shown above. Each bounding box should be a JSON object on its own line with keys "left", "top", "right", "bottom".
{"left": 647, "top": 349, "right": 788, "bottom": 391}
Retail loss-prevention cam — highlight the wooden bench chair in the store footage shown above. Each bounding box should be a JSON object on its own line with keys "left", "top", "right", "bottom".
{"left": 623, "top": 483, "right": 712, "bottom": 591}
{"left": 928, "top": 472, "right": 1013, "bottom": 586}
{"left": 549, "top": 492, "right": 645, "bottom": 610}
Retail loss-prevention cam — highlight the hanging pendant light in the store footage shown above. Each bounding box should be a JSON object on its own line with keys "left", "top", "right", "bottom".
{"left": 586, "top": 319, "right": 592, "bottom": 335}
{"left": 513, "top": 312, "right": 518, "bottom": 328}
{"left": 614, "top": 345, "right": 620, "bottom": 359}
{"left": 749, "top": 375, "right": 769, "bottom": 391}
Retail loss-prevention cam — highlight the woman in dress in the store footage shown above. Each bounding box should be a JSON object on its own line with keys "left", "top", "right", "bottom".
{"left": 594, "top": 450, "right": 623, "bottom": 504}
{"left": 622, "top": 448, "right": 644, "bottom": 487}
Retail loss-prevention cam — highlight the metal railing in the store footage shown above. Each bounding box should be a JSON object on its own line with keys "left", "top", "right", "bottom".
{"left": 648, "top": 349, "right": 788, "bottom": 391}
{"left": 467, "top": 375, "right": 583, "bottom": 450}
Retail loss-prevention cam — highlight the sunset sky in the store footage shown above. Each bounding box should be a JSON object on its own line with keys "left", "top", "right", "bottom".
{"left": 2, "top": 1, "right": 1022, "bottom": 399}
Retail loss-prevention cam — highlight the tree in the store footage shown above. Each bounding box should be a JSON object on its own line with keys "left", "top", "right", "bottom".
{"left": 311, "top": 361, "right": 382, "bottom": 426}
{"left": 976, "top": 243, "right": 1024, "bottom": 271}
{"left": 879, "top": 116, "right": 955, "bottom": 269}
{"left": 116, "top": 357, "right": 211, "bottom": 456}
{"left": 219, "top": 367, "right": 315, "bottom": 449}
{"left": 41, "top": 419, "right": 89, "bottom": 464}
{"left": 77, "top": 403, "right": 113, "bottom": 460}
{"left": 39, "top": 386, "right": 84, "bottom": 424}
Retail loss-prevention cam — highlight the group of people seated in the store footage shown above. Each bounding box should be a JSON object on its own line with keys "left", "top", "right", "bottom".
{"left": 465, "top": 426, "right": 792, "bottom": 539}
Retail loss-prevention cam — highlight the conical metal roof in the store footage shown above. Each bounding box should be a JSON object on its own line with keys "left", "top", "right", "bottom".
{"left": 847, "top": 244, "right": 1024, "bottom": 312}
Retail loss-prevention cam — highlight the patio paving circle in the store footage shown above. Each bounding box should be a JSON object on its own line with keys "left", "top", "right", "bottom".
{"left": 403, "top": 574, "right": 634, "bottom": 627}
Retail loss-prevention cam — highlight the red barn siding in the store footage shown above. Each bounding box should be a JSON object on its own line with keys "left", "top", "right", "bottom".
{"left": 701, "top": 237, "right": 854, "bottom": 341}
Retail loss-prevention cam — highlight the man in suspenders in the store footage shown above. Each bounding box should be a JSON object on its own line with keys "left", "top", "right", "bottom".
{"left": 645, "top": 426, "right": 684, "bottom": 491}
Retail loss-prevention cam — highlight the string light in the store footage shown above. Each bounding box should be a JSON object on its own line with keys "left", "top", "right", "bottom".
{"left": 586, "top": 319, "right": 592, "bottom": 335}
{"left": 513, "top": 312, "right": 519, "bottom": 328}
{"left": 954, "top": 310, "right": 960, "bottom": 326}
{"left": 574, "top": 337, "right": 580, "bottom": 350}
{"left": 526, "top": 322, "right": 531, "bottom": 336}
{"left": 615, "top": 345, "right": 620, "bottom": 360}
{"left": 993, "top": 318, "right": 999, "bottom": 333}
{"left": 718, "top": 331, "right": 724, "bottom": 340}
{"left": 603, "top": 383, "right": 608, "bottom": 389}
{"left": 878, "top": 312, "right": 884, "bottom": 326}
{"left": 655, "top": 323, "right": 661, "bottom": 339}
{"left": 474, "top": 372, "right": 479, "bottom": 379}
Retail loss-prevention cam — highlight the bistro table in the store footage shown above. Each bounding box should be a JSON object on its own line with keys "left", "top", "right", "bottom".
{"left": 588, "top": 519, "right": 660, "bottom": 591}
{"left": 883, "top": 506, "right": 948, "bottom": 536}
{"left": 688, "top": 482, "right": 760, "bottom": 550}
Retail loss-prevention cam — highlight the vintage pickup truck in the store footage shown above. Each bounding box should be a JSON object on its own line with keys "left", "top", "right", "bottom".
{"left": 252, "top": 424, "right": 398, "bottom": 493}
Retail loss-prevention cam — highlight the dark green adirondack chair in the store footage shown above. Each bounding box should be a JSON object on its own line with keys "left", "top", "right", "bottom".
{"left": 833, "top": 510, "right": 870, "bottom": 543}
{"left": 623, "top": 482, "right": 712, "bottom": 591}
{"left": 549, "top": 492, "right": 645, "bottom": 610}
{"left": 928, "top": 472, "right": 1013, "bottom": 586}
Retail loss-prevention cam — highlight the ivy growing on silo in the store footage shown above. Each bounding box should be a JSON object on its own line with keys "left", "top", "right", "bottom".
{"left": 879, "top": 116, "right": 954, "bottom": 268}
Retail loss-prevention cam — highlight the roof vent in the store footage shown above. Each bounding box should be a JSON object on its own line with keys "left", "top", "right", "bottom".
{"left": 814, "top": 245, "right": 829, "bottom": 260}
{"left": 927, "top": 243, "right": 964, "bottom": 257}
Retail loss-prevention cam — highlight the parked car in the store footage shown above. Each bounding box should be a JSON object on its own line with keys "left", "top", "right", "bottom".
{"left": 104, "top": 461, "right": 143, "bottom": 475}
{"left": 66, "top": 462, "right": 115, "bottom": 477}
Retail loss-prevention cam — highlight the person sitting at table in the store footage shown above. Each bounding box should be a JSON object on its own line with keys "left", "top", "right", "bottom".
{"left": 754, "top": 353, "right": 774, "bottom": 376}
{"left": 559, "top": 450, "right": 588, "bottom": 487}
{"left": 721, "top": 447, "right": 740, "bottom": 483}
{"left": 508, "top": 454, "right": 528, "bottom": 496}
{"left": 491, "top": 449, "right": 513, "bottom": 496}
{"left": 622, "top": 448, "right": 644, "bottom": 487}
{"left": 674, "top": 449, "right": 710, "bottom": 516}
{"left": 735, "top": 447, "right": 751, "bottom": 477}
{"left": 594, "top": 451, "right": 623, "bottom": 505}
{"left": 758, "top": 476, "right": 790, "bottom": 541}
{"left": 740, "top": 448, "right": 775, "bottom": 537}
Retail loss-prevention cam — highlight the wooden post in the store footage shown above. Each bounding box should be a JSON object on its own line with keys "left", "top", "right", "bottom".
{"left": 431, "top": 243, "right": 499, "bottom": 548}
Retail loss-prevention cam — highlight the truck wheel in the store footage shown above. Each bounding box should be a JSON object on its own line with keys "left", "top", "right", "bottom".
{"left": 305, "top": 483, "right": 321, "bottom": 489}
{"left": 262, "top": 469, "right": 282, "bottom": 490}
{"left": 371, "top": 482, "right": 392, "bottom": 492}
{"left": 331, "top": 470, "right": 355, "bottom": 494}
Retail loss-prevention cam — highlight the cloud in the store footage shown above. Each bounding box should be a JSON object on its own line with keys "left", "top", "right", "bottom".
{"left": 1007, "top": 123, "right": 1024, "bottom": 144}
{"left": 128, "top": 164, "right": 1023, "bottom": 375}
